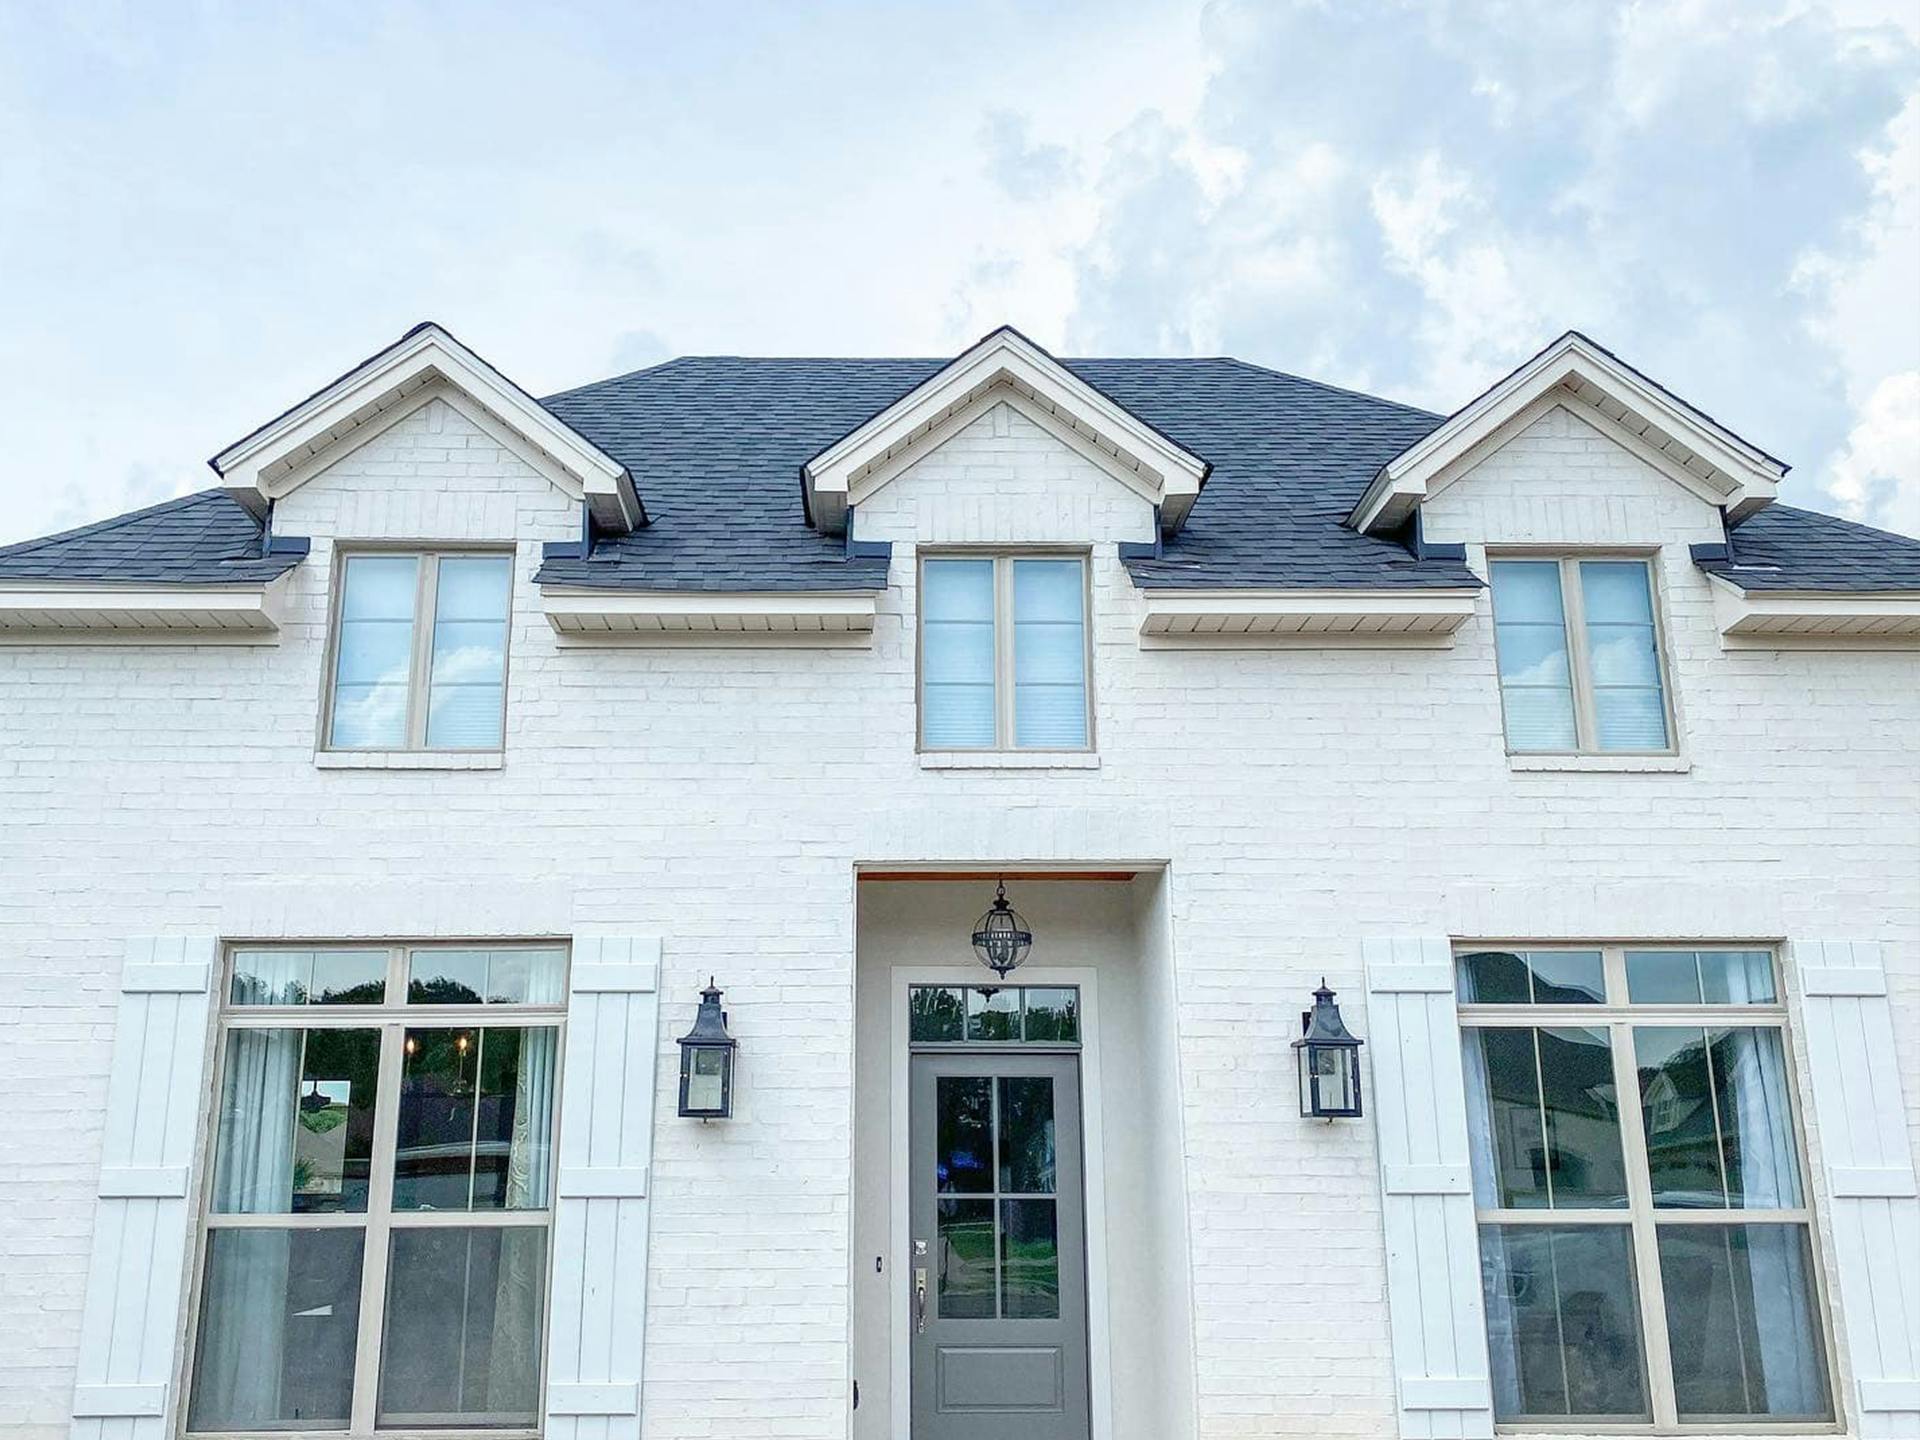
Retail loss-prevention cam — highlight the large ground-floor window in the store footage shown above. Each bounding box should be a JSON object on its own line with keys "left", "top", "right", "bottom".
{"left": 185, "top": 943, "right": 567, "bottom": 1436}
{"left": 1456, "top": 945, "right": 1834, "bottom": 1431}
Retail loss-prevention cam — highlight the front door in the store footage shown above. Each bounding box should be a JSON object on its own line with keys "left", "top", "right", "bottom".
{"left": 909, "top": 1051, "right": 1090, "bottom": 1440}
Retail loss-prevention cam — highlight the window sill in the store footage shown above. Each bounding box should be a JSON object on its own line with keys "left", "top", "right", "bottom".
{"left": 1507, "top": 752, "right": 1691, "bottom": 774}
{"left": 918, "top": 750, "right": 1100, "bottom": 771}
{"left": 314, "top": 750, "right": 504, "bottom": 771}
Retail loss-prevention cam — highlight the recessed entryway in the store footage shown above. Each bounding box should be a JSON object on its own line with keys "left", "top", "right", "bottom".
{"left": 850, "top": 870, "right": 1197, "bottom": 1440}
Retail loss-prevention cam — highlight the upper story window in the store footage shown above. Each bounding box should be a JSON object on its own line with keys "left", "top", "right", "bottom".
{"left": 186, "top": 944, "right": 567, "bottom": 1435}
{"left": 1490, "top": 556, "right": 1674, "bottom": 755}
{"left": 326, "top": 551, "right": 513, "bottom": 752}
{"left": 919, "top": 554, "right": 1091, "bottom": 751}
{"left": 1456, "top": 946, "right": 1832, "bottom": 1430}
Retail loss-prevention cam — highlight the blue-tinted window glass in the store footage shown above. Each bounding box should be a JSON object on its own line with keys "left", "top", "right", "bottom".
{"left": 921, "top": 560, "right": 996, "bottom": 747}
{"left": 1491, "top": 561, "right": 1577, "bottom": 752}
{"left": 330, "top": 555, "right": 418, "bottom": 747}
{"left": 1011, "top": 559, "right": 1087, "bottom": 748}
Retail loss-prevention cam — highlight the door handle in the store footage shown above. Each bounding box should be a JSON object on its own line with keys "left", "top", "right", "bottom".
{"left": 914, "top": 1267, "right": 928, "bottom": 1333}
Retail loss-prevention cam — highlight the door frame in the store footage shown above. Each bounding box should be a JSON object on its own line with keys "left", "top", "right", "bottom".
{"left": 890, "top": 965, "right": 1113, "bottom": 1440}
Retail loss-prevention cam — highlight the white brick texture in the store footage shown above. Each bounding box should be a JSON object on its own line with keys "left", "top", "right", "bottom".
{"left": 0, "top": 395, "right": 1915, "bottom": 1439}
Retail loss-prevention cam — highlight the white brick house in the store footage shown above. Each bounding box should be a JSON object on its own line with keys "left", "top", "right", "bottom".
{"left": 0, "top": 323, "right": 1916, "bottom": 1440}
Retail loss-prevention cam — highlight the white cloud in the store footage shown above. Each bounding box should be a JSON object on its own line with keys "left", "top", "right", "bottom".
{"left": 1827, "top": 370, "right": 1920, "bottom": 536}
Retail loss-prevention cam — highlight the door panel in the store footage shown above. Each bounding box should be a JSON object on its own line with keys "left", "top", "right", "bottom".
{"left": 910, "top": 1052, "right": 1089, "bottom": 1440}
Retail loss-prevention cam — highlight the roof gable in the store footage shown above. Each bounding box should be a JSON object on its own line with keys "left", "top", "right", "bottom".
{"left": 1349, "top": 332, "right": 1787, "bottom": 535}
{"left": 210, "top": 323, "right": 643, "bottom": 534}
{"left": 801, "top": 327, "right": 1210, "bottom": 536}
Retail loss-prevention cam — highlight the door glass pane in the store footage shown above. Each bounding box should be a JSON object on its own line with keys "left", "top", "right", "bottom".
{"left": 997, "top": 1077, "right": 1056, "bottom": 1193}
{"left": 921, "top": 559, "right": 996, "bottom": 748}
{"left": 1021, "top": 987, "right": 1079, "bottom": 1041}
{"left": 330, "top": 554, "right": 417, "bottom": 749}
{"left": 230, "top": 949, "right": 386, "bottom": 1007}
{"left": 1462, "top": 1026, "right": 1627, "bottom": 1208}
{"left": 936, "top": 1198, "right": 996, "bottom": 1319}
{"left": 1479, "top": 1223, "right": 1650, "bottom": 1421}
{"left": 377, "top": 1227, "right": 546, "bottom": 1428}
{"left": 966, "top": 987, "right": 1020, "bottom": 1042}
{"left": 1012, "top": 559, "right": 1087, "bottom": 748}
{"left": 1636, "top": 1025, "right": 1802, "bottom": 1208}
{"left": 188, "top": 1227, "right": 364, "bottom": 1432}
{"left": 910, "top": 986, "right": 965, "bottom": 1042}
{"left": 1000, "top": 1199, "right": 1060, "bottom": 1319}
{"left": 1657, "top": 1224, "right": 1830, "bottom": 1422}
{"left": 394, "top": 1027, "right": 558, "bottom": 1211}
{"left": 936, "top": 1076, "right": 993, "bottom": 1194}
{"left": 212, "top": 1028, "right": 380, "bottom": 1214}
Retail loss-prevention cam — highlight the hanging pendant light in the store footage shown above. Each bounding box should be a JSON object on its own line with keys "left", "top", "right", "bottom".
{"left": 970, "top": 879, "right": 1034, "bottom": 978}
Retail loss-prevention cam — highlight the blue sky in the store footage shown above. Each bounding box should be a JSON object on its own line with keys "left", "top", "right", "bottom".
{"left": 1, "top": 0, "right": 1915, "bottom": 544}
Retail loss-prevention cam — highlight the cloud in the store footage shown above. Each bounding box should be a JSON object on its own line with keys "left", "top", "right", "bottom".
{"left": 1827, "top": 370, "right": 1920, "bottom": 536}
{"left": 1061, "top": 0, "right": 1920, "bottom": 534}
{"left": 980, "top": 110, "right": 1079, "bottom": 202}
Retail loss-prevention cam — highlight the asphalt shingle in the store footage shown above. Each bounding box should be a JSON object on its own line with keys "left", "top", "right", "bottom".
{"left": 0, "top": 488, "right": 301, "bottom": 584}
{"left": 1698, "top": 504, "right": 1920, "bottom": 591}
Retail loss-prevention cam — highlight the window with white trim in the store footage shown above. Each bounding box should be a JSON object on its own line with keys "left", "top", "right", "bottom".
{"left": 1456, "top": 946, "right": 1833, "bottom": 1430}
{"left": 918, "top": 553, "right": 1091, "bottom": 751}
{"left": 185, "top": 945, "right": 566, "bottom": 1435}
{"left": 325, "top": 551, "right": 513, "bottom": 752}
{"left": 1489, "top": 556, "right": 1675, "bottom": 754}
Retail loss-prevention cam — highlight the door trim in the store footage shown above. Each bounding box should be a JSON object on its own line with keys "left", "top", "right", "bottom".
{"left": 890, "top": 966, "right": 1113, "bottom": 1440}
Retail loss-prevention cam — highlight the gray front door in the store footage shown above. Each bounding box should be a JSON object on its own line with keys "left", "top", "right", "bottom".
{"left": 909, "top": 1051, "right": 1090, "bottom": 1440}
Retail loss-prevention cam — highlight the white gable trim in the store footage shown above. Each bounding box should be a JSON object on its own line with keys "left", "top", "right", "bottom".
{"left": 0, "top": 574, "right": 291, "bottom": 643}
{"left": 1705, "top": 576, "right": 1920, "bottom": 650}
{"left": 211, "top": 323, "right": 641, "bottom": 534}
{"left": 803, "top": 327, "right": 1207, "bottom": 536}
{"left": 1350, "top": 332, "right": 1786, "bottom": 535}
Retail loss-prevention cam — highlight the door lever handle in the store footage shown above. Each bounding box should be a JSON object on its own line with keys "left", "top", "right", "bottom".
{"left": 914, "top": 1267, "right": 928, "bottom": 1334}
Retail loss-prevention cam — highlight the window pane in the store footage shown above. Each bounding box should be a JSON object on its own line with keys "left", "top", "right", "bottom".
{"left": 425, "top": 573, "right": 507, "bottom": 748}
{"left": 1658, "top": 1224, "right": 1831, "bottom": 1422}
{"left": 1022, "top": 987, "right": 1079, "bottom": 1042}
{"left": 377, "top": 1227, "right": 546, "bottom": 1428}
{"left": 936, "top": 1198, "right": 996, "bottom": 1318}
{"left": 1712, "top": 1027, "right": 1803, "bottom": 1207}
{"left": 1492, "top": 621, "right": 1573, "bottom": 686}
{"left": 1580, "top": 563, "right": 1668, "bottom": 751}
{"left": 230, "top": 949, "right": 387, "bottom": 1006}
{"left": 1480, "top": 1224, "right": 1650, "bottom": 1421}
{"left": 997, "top": 1077, "right": 1056, "bottom": 1193}
{"left": 1457, "top": 950, "right": 1532, "bottom": 1004}
{"left": 1499, "top": 685, "right": 1578, "bottom": 752}
{"left": 333, "top": 616, "right": 414, "bottom": 685}
{"left": 967, "top": 986, "right": 1020, "bottom": 1041}
{"left": 330, "top": 555, "right": 418, "bottom": 749}
{"left": 188, "top": 1227, "right": 364, "bottom": 1432}
{"left": 213, "top": 1028, "right": 379, "bottom": 1214}
{"left": 921, "top": 561, "right": 997, "bottom": 747}
{"left": 329, "top": 682, "right": 411, "bottom": 749}
{"left": 408, "top": 948, "right": 565, "bottom": 1005}
{"left": 1585, "top": 624, "right": 1663, "bottom": 686}
{"left": 1011, "top": 558, "right": 1084, "bottom": 622}
{"left": 1491, "top": 560, "right": 1568, "bottom": 622}
{"left": 936, "top": 1076, "right": 993, "bottom": 1194}
{"left": 1457, "top": 950, "right": 1603, "bottom": 1005}
{"left": 394, "top": 1027, "right": 558, "bottom": 1211}
{"left": 1636, "top": 1026, "right": 1727, "bottom": 1207}
{"left": 1636, "top": 1025, "right": 1803, "bottom": 1209}
{"left": 1579, "top": 559, "right": 1656, "bottom": 623}
{"left": 339, "top": 554, "right": 419, "bottom": 620}
{"left": 433, "top": 554, "right": 512, "bottom": 621}
{"left": 1014, "top": 684, "right": 1089, "bottom": 748}
{"left": 910, "top": 986, "right": 965, "bottom": 1042}
{"left": 1463, "top": 1026, "right": 1627, "bottom": 1208}
{"left": 1627, "top": 949, "right": 1777, "bottom": 1005}
{"left": 1592, "top": 686, "right": 1669, "bottom": 750}
{"left": 922, "top": 683, "right": 996, "bottom": 747}
{"left": 1012, "top": 560, "right": 1088, "bottom": 749}
{"left": 1001, "top": 1199, "right": 1059, "bottom": 1319}
{"left": 922, "top": 558, "right": 995, "bottom": 621}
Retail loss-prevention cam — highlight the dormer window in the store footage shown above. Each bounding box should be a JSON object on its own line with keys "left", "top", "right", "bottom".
{"left": 1490, "top": 555, "right": 1675, "bottom": 755}
{"left": 919, "top": 553, "right": 1091, "bottom": 751}
{"left": 325, "top": 550, "right": 513, "bottom": 752}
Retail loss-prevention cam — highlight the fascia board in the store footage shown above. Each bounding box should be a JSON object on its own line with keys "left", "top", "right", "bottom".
{"left": 0, "top": 572, "right": 289, "bottom": 636}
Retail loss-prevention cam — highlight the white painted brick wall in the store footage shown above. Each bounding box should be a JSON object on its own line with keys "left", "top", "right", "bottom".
{"left": 0, "top": 395, "right": 1915, "bottom": 1439}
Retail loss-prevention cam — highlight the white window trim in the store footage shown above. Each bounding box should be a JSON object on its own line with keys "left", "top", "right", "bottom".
{"left": 1456, "top": 944, "right": 1843, "bottom": 1435}
{"left": 178, "top": 942, "right": 569, "bottom": 1440}
{"left": 1488, "top": 550, "right": 1681, "bottom": 760}
{"left": 320, "top": 547, "right": 515, "bottom": 757}
{"left": 915, "top": 550, "right": 1094, "bottom": 755}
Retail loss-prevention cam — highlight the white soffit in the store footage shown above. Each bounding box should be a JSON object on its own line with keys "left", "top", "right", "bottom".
{"left": 1705, "top": 576, "right": 1920, "bottom": 650}
{"left": 0, "top": 574, "right": 291, "bottom": 643}
{"left": 540, "top": 588, "right": 878, "bottom": 648}
{"left": 1138, "top": 587, "right": 1480, "bottom": 649}
{"left": 210, "top": 323, "right": 642, "bottom": 534}
{"left": 1350, "top": 332, "right": 1787, "bottom": 535}
{"left": 803, "top": 327, "right": 1209, "bottom": 536}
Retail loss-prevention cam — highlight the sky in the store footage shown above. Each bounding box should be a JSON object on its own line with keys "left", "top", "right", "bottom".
{"left": 0, "top": 0, "right": 1915, "bottom": 545}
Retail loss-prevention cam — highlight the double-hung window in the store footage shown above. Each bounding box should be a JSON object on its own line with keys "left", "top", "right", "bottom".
{"left": 919, "top": 553, "right": 1091, "bottom": 751}
{"left": 1490, "top": 556, "right": 1674, "bottom": 754}
{"left": 326, "top": 551, "right": 514, "bottom": 752}
{"left": 1457, "top": 946, "right": 1833, "bottom": 1430}
{"left": 186, "top": 944, "right": 566, "bottom": 1435}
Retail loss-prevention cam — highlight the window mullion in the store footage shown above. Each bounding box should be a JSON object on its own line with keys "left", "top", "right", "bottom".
{"left": 408, "top": 554, "right": 438, "bottom": 751}
{"left": 349, "top": 1019, "right": 407, "bottom": 1432}
{"left": 1561, "top": 558, "right": 1598, "bottom": 753}
{"left": 995, "top": 557, "right": 1016, "bottom": 748}
{"left": 1610, "top": 1015, "right": 1679, "bottom": 1428}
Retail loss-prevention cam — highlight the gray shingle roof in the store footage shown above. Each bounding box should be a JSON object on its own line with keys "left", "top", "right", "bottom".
{"left": 1698, "top": 504, "right": 1920, "bottom": 592}
{"left": 0, "top": 488, "right": 303, "bottom": 585}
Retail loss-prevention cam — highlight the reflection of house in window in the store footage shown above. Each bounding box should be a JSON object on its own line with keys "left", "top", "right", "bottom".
{"left": 293, "top": 1080, "right": 351, "bottom": 1198}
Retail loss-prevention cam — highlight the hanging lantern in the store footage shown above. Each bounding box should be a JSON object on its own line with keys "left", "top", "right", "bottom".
{"left": 1292, "top": 980, "right": 1364, "bottom": 1119}
{"left": 969, "top": 879, "right": 1033, "bottom": 978}
{"left": 676, "top": 978, "right": 737, "bottom": 1119}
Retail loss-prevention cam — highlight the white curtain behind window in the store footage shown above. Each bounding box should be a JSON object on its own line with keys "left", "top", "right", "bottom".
{"left": 491, "top": 1003, "right": 561, "bottom": 1415}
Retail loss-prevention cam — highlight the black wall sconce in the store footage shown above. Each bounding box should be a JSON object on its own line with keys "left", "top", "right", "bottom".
{"left": 1293, "top": 980, "right": 1364, "bottom": 1119}
{"left": 677, "top": 978, "right": 737, "bottom": 1119}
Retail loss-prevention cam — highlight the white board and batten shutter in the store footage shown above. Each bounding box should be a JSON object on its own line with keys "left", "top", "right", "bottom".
{"left": 544, "top": 934, "right": 664, "bottom": 1440}
{"left": 1793, "top": 940, "right": 1920, "bottom": 1438}
{"left": 71, "top": 937, "right": 219, "bottom": 1438}
{"left": 1364, "top": 937, "right": 1495, "bottom": 1440}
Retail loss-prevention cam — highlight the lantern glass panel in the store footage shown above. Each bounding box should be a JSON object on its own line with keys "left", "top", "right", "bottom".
{"left": 685, "top": 1047, "right": 728, "bottom": 1114}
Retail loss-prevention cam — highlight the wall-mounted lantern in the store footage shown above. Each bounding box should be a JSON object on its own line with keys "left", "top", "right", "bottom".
{"left": 970, "top": 879, "right": 1034, "bottom": 978}
{"left": 677, "top": 978, "right": 737, "bottom": 1120}
{"left": 1293, "top": 980, "right": 1364, "bottom": 1119}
